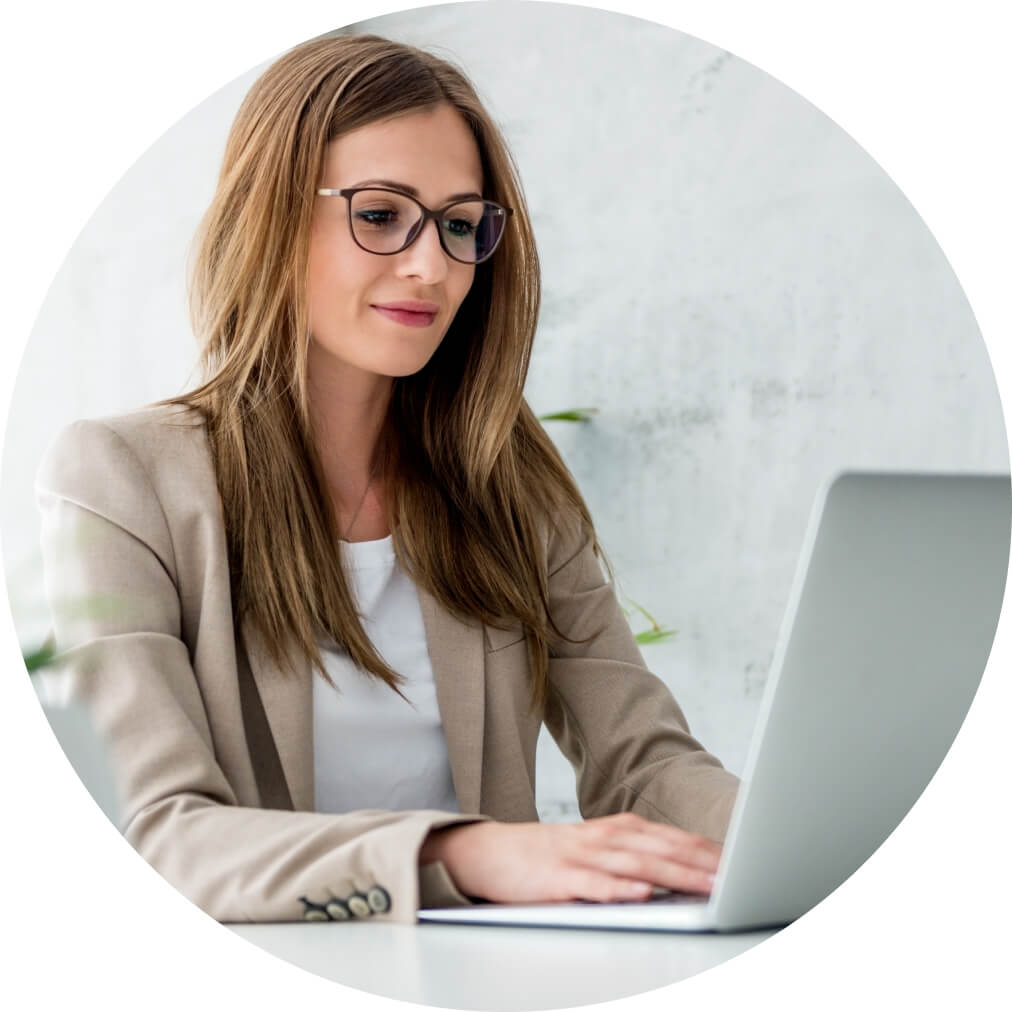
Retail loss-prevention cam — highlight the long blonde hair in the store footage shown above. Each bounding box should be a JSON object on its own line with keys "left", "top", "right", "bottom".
{"left": 164, "top": 33, "right": 602, "bottom": 714}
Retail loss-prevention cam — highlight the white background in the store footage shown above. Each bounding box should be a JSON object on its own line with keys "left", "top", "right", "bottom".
{"left": 0, "top": 1, "right": 1008, "bottom": 1010}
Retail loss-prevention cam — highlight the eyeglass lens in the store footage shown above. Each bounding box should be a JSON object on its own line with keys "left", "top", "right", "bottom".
{"left": 349, "top": 190, "right": 506, "bottom": 263}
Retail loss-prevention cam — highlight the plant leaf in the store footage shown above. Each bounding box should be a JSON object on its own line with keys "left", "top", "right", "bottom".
{"left": 635, "top": 628, "right": 678, "bottom": 645}
{"left": 537, "top": 408, "right": 598, "bottom": 423}
{"left": 23, "top": 642, "right": 57, "bottom": 674}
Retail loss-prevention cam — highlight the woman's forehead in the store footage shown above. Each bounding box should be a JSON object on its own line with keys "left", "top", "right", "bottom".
{"left": 322, "top": 105, "right": 483, "bottom": 197}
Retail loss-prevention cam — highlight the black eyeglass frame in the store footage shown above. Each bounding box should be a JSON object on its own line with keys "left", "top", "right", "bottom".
{"left": 315, "top": 186, "right": 514, "bottom": 265}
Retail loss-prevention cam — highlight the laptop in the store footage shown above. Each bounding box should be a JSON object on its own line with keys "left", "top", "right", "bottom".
{"left": 419, "top": 471, "right": 1011, "bottom": 932}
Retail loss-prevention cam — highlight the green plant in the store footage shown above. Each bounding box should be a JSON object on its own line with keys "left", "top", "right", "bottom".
{"left": 623, "top": 597, "right": 677, "bottom": 646}
{"left": 15, "top": 583, "right": 126, "bottom": 677}
{"left": 23, "top": 638, "right": 57, "bottom": 674}
{"left": 539, "top": 409, "right": 676, "bottom": 648}
{"left": 537, "top": 408, "right": 598, "bottom": 423}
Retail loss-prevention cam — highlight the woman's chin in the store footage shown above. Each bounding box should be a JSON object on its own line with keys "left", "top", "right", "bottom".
{"left": 376, "top": 346, "right": 443, "bottom": 378}
{"left": 308, "top": 339, "right": 439, "bottom": 382}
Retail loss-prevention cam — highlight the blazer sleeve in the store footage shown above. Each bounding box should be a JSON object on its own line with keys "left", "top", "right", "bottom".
{"left": 542, "top": 514, "right": 741, "bottom": 842}
{"left": 35, "top": 419, "right": 487, "bottom": 923}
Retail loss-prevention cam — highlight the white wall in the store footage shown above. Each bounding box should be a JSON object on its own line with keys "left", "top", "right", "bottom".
{"left": 2, "top": 2, "right": 1007, "bottom": 819}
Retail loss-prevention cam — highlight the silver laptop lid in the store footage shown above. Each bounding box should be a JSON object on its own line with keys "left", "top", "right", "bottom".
{"left": 711, "top": 471, "right": 1010, "bottom": 931}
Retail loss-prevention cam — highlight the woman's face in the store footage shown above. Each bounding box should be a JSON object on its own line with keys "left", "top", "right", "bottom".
{"left": 306, "top": 103, "right": 482, "bottom": 387}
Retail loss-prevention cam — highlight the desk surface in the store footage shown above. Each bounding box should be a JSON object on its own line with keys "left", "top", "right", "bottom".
{"left": 230, "top": 920, "right": 776, "bottom": 1010}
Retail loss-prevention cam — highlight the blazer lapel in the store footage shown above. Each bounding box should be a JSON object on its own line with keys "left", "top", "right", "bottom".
{"left": 240, "top": 618, "right": 315, "bottom": 812}
{"left": 417, "top": 586, "right": 486, "bottom": 814}
{"left": 238, "top": 593, "right": 485, "bottom": 816}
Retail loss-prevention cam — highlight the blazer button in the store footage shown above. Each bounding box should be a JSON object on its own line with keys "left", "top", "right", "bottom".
{"left": 325, "top": 898, "right": 351, "bottom": 921}
{"left": 347, "top": 892, "right": 372, "bottom": 918}
{"left": 298, "top": 896, "right": 331, "bottom": 921}
{"left": 367, "top": 886, "right": 391, "bottom": 914}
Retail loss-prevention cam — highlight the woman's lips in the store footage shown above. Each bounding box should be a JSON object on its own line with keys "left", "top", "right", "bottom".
{"left": 372, "top": 305, "right": 438, "bottom": 327}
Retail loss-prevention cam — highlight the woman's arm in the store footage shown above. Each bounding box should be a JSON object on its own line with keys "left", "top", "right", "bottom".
{"left": 542, "top": 513, "right": 741, "bottom": 843}
{"left": 414, "top": 512, "right": 740, "bottom": 907}
{"left": 36, "top": 418, "right": 487, "bottom": 923}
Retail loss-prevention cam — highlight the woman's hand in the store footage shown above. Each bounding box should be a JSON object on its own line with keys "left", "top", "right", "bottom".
{"left": 419, "top": 812, "right": 721, "bottom": 904}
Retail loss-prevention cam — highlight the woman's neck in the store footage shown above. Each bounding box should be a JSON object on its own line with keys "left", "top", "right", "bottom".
{"left": 307, "top": 356, "right": 393, "bottom": 541}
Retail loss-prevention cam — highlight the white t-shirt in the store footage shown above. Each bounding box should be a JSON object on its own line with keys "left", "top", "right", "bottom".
{"left": 312, "top": 534, "right": 460, "bottom": 815}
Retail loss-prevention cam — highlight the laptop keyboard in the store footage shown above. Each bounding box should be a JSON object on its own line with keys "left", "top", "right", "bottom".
{"left": 648, "top": 890, "right": 708, "bottom": 905}
{"left": 572, "top": 889, "right": 706, "bottom": 907}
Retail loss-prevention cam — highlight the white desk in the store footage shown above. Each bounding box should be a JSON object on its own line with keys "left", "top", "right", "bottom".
{"left": 36, "top": 695, "right": 774, "bottom": 1007}
{"left": 230, "top": 921, "right": 776, "bottom": 1010}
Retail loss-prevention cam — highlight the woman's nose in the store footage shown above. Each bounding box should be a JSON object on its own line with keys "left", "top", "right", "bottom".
{"left": 396, "top": 217, "right": 450, "bottom": 283}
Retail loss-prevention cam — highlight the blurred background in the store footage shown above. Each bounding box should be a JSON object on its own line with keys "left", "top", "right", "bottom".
{"left": 2, "top": 1, "right": 1007, "bottom": 820}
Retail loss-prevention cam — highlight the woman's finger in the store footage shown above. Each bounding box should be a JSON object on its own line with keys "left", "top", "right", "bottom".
{"left": 562, "top": 866, "right": 656, "bottom": 903}
{"left": 579, "top": 815, "right": 723, "bottom": 871}
{"left": 589, "top": 811, "right": 720, "bottom": 848}
{"left": 577, "top": 830, "right": 720, "bottom": 875}
{"left": 637, "top": 822, "right": 723, "bottom": 861}
{"left": 577, "top": 845, "right": 716, "bottom": 896}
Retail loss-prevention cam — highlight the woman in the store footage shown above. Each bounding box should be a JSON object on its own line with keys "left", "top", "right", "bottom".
{"left": 36, "top": 33, "right": 739, "bottom": 924}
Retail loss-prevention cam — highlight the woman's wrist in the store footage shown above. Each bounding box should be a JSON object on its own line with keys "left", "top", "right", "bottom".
{"left": 418, "top": 825, "right": 454, "bottom": 865}
{"left": 418, "top": 821, "right": 490, "bottom": 867}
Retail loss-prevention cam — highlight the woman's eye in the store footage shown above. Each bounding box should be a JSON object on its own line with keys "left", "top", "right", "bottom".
{"left": 445, "top": 217, "right": 477, "bottom": 236}
{"left": 355, "top": 209, "right": 397, "bottom": 228}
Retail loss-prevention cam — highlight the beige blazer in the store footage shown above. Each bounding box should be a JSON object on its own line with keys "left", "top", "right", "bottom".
{"left": 36, "top": 404, "right": 740, "bottom": 924}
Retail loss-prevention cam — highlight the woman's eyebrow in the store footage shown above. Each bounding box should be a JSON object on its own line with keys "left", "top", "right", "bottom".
{"left": 350, "top": 178, "right": 483, "bottom": 202}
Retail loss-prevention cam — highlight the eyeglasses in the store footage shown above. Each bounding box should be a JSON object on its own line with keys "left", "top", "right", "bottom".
{"left": 315, "top": 186, "right": 513, "bottom": 264}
